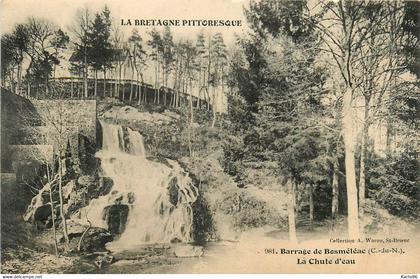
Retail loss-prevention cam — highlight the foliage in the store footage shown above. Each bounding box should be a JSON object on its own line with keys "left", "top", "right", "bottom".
{"left": 1, "top": 18, "right": 69, "bottom": 90}
{"left": 368, "top": 149, "right": 419, "bottom": 219}
{"left": 217, "top": 190, "right": 286, "bottom": 230}
{"left": 86, "top": 7, "right": 114, "bottom": 73}
{"left": 401, "top": 1, "right": 420, "bottom": 78}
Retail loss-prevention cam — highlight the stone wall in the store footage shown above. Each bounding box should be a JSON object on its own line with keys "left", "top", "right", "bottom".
{"left": 1, "top": 90, "right": 42, "bottom": 172}
{"left": 1, "top": 92, "right": 97, "bottom": 214}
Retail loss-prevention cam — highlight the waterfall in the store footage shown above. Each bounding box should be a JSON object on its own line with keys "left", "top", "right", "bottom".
{"left": 79, "top": 120, "right": 198, "bottom": 251}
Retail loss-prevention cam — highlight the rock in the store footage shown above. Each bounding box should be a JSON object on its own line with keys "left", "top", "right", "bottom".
{"left": 94, "top": 254, "right": 114, "bottom": 268}
{"left": 102, "top": 105, "right": 174, "bottom": 124}
{"left": 82, "top": 227, "right": 114, "bottom": 252}
{"left": 172, "top": 244, "right": 204, "bottom": 258}
{"left": 23, "top": 183, "right": 50, "bottom": 223}
{"left": 33, "top": 204, "right": 52, "bottom": 223}
{"left": 63, "top": 180, "right": 76, "bottom": 200}
{"left": 56, "top": 222, "right": 113, "bottom": 252}
{"left": 104, "top": 204, "right": 129, "bottom": 235}
{"left": 168, "top": 177, "right": 179, "bottom": 206}
{"left": 67, "top": 220, "right": 87, "bottom": 235}
{"left": 77, "top": 175, "right": 96, "bottom": 188}
{"left": 57, "top": 220, "right": 87, "bottom": 243}
{"left": 98, "top": 177, "right": 113, "bottom": 196}
{"left": 127, "top": 192, "right": 135, "bottom": 204}
{"left": 112, "top": 259, "right": 139, "bottom": 266}
{"left": 78, "top": 175, "right": 114, "bottom": 200}
{"left": 66, "top": 188, "right": 86, "bottom": 216}
{"left": 154, "top": 243, "right": 171, "bottom": 249}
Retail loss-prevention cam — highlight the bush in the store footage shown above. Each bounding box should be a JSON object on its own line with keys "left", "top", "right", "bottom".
{"left": 217, "top": 191, "right": 286, "bottom": 231}
{"left": 368, "top": 149, "right": 419, "bottom": 219}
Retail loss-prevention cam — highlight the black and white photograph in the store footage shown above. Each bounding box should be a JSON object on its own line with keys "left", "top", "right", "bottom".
{"left": 0, "top": 0, "right": 419, "bottom": 276}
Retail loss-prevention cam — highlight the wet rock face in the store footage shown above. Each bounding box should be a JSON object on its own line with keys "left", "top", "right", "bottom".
{"left": 77, "top": 175, "right": 113, "bottom": 200}
{"left": 168, "top": 177, "right": 179, "bottom": 206}
{"left": 104, "top": 204, "right": 129, "bottom": 235}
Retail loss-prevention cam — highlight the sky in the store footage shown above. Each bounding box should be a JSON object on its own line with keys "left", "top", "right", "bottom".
{"left": 1, "top": 0, "right": 250, "bottom": 44}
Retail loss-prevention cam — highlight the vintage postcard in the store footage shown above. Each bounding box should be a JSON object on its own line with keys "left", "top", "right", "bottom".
{"left": 0, "top": 0, "right": 419, "bottom": 276}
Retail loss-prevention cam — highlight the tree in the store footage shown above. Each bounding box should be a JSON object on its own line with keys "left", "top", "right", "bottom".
{"left": 147, "top": 29, "right": 163, "bottom": 104}
{"left": 243, "top": 0, "right": 416, "bottom": 237}
{"left": 86, "top": 7, "right": 114, "bottom": 97}
{"left": 6, "top": 18, "right": 68, "bottom": 98}
{"left": 162, "top": 27, "right": 175, "bottom": 105}
{"left": 228, "top": 17, "right": 330, "bottom": 241}
{"left": 308, "top": 1, "right": 418, "bottom": 236}
{"left": 0, "top": 24, "right": 29, "bottom": 94}
{"left": 51, "top": 29, "right": 69, "bottom": 78}
{"left": 127, "top": 29, "right": 146, "bottom": 102}
{"left": 69, "top": 8, "right": 92, "bottom": 98}
{"left": 179, "top": 40, "right": 198, "bottom": 156}
{"left": 351, "top": 2, "right": 410, "bottom": 219}
{"left": 1, "top": 34, "right": 20, "bottom": 91}
{"left": 110, "top": 26, "right": 125, "bottom": 98}
{"left": 232, "top": 0, "right": 331, "bottom": 241}
{"left": 209, "top": 33, "right": 227, "bottom": 127}
{"left": 196, "top": 32, "right": 207, "bottom": 108}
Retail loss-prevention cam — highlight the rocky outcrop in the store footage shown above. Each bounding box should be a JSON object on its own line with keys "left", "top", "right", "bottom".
{"left": 23, "top": 180, "right": 55, "bottom": 227}
{"left": 172, "top": 244, "right": 204, "bottom": 258}
{"left": 58, "top": 220, "right": 114, "bottom": 252}
{"left": 103, "top": 204, "right": 129, "bottom": 235}
{"left": 101, "top": 105, "right": 179, "bottom": 125}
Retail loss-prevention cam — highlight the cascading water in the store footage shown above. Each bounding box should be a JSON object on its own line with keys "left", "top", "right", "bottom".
{"left": 79, "top": 120, "right": 198, "bottom": 251}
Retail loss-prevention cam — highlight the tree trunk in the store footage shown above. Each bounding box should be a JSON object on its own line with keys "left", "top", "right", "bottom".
{"left": 77, "top": 80, "right": 81, "bottom": 98}
{"left": 211, "top": 87, "right": 217, "bottom": 128}
{"left": 70, "top": 80, "right": 74, "bottom": 98}
{"left": 206, "top": 87, "right": 210, "bottom": 110}
{"left": 287, "top": 178, "right": 297, "bottom": 243}
{"left": 358, "top": 120, "right": 368, "bottom": 220}
{"left": 342, "top": 87, "right": 360, "bottom": 238}
{"left": 130, "top": 72, "right": 134, "bottom": 102}
{"left": 157, "top": 59, "right": 160, "bottom": 105}
{"left": 45, "top": 76, "right": 49, "bottom": 96}
{"left": 308, "top": 183, "right": 314, "bottom": 231}
{"left": 58, "top": 157, "right": 69, "bottom": 246}
{"left": 197, "top": 88, "right": 201, "bottom": 109}
{"left": 385, "top": 118, "right": 393, "bottom": 155}
{"left": 331, "top": 159, "right": 339, "bottom": 232}
{"left": 94, "top": 70, "right": 98, "bottom": 97}
{"left": 77, "top": 220, "right": 91, "bottom": 252}
{"left": 154, "top": 59, "right": 158, "bottom": 104}
{"left": 188, "top": 80, "right": 194, "bottom": 157}
{"left": 137, "top": 74, "right": 141, "bottom": 105}
{"left": 17, "top": 63, "right": 22, "bottom": 95}
{"left": 116, "top": 65, "right": 121, "bottom": 98}
{"left": 46, "top": 165, "right": 59, "bottom": 257}
{"left": 84, "top": 47, "right": 88, "bottom": 98}
{"left": 103, "top": 69, "right": 107, "bottom": 97}
{"left": 163, "top": 68, "right": 166, "bottom": 106}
